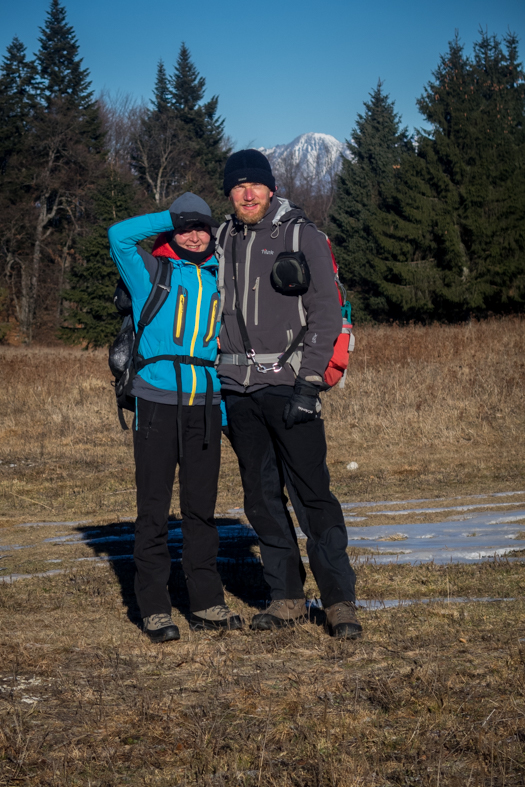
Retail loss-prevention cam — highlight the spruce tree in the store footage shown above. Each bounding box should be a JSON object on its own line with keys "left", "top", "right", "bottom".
{"left": 169, "top": 43, "right": 229, "bottom": 211}
{"left": 63, "top": 169, "right": 140, "bottom": 347}
{"left": 169, "top": 43, "right": 205, "bottom": 117}
{"left": 133, "top": 44, "right": 229, "bottom": 214}
{"left": 2, "top": 0, "right": 104, "bottom": 341}
{"left": 153, "top": 60, "right": 170, "bottom": 113}
{"left": 330, "top": 82, "right": 412, "bottom": 320}
{"left": 0, "top": 37, "right": 37, "bottom": 174}
{"left": 38, "top": 0, "right": 90, "bottom": 101}
{"left": 349, "top": 31, "right": 525, "bottom": 323}
{"left": 404, "top": 30, "right": 525, "bottom": 319}
{"left": 465, "top": 31, "right": 525, "bottom": 314}
{"left": 35, "top": 0, "right": 103, "bottom": 150}
{"left": 131, "top": 59, "right": 182, "bottom": 204}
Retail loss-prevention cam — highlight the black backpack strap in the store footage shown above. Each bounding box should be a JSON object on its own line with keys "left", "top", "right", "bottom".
{"left": 232, "top": 235, "right": 256, "bottom": 362}
{"left": 216, "top": 219, "right": 232, "bottom": 327}
{"left": 172, "top": 356, "right": 215, "bottom": 458}
{"left": 276, "top": 216, "right": 309, "bottom": 368}
{"left": 132, "top": 257, "right": 173, "bottom": 370}
{"left": 116, "top": 257, "right": 172, "bottom": 430}
{"left": 118, "top": 406, "right": 129, "bottom": 430}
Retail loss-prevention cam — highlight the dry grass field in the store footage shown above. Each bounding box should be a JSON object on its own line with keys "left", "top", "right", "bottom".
{"left": 1, "top": 318, "right": 524, "bottom": 786}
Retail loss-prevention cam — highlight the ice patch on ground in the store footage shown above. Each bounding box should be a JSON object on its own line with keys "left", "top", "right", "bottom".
{"left": 18, "top": 520, "right": 92, "bottom": 527}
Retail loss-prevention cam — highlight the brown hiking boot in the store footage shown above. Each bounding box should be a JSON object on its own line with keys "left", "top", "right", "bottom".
{"left": 190, "top": 604, "right": 244, "bottom": 631}
{"left": 250, "top": 598, "right": 307, "bottom": 630}
{"left": 324, "top": 601, "right": 362, "bottom": 639}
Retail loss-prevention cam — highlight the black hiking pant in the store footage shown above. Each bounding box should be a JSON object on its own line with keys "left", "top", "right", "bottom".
{"left": 223, "top": 387, "right": 356, "bottom": 608}
{"left": 133, "top": 398, "right": 223, "bottom": 618}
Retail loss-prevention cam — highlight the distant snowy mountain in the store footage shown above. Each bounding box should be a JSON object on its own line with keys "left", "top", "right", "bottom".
{"left": 260, "top": 132, "right": 348, "bottom": 185}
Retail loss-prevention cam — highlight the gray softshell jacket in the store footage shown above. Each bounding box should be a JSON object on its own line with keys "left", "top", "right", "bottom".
{"left": 217, "top": 197, "right": 342, "bottom": 393}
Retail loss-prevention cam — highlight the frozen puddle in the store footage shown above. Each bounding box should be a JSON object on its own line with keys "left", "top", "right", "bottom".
{"left": 305, "top": 596, "right": 517, "bottom": 611}
{"left": 6, "top": 492, "right": 525, "bottom": 576}
{"left": 18, "top": 520, "right": 92, "bottom": 528}
{"left": 341, "top": 510, "right": 525, "bottom": 563}
{"left": 345, "top": 501, "right": 525, "bottom": 518}
{"left": 30, "top": 512, "right": 525, "bottom": 566}
{"left": 357, "top": 596, "right": 516, "bottom": 610}
{"left": 0, "top": 570, "right": 65, "bottom": 584}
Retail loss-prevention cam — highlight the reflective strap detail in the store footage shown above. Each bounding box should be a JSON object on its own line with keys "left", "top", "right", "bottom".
{"left": 292, "top": 221, "right": 301, "bottom": 252}
{"left": 216, "top": 220, "right": 230, "bottom": 324}
{"left": 242, "top": 232, "right": 256, "bottom": 317}
{"left": 297, "top": 294, "right": 306, "bottom": 327}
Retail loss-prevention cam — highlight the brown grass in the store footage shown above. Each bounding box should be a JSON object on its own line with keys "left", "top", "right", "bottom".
{"left": 0, "top": 319, "right": 524, "bottom": 785}
{"left": 0, "top": 562, "right": 524, "bottom": 786}
{"left": 1, "top": 317, "right": 524, "bottom": 522}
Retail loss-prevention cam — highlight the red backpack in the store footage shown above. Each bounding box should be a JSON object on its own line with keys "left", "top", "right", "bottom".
{"left": 324, "top": 235, "right": 354, "bottom": 388}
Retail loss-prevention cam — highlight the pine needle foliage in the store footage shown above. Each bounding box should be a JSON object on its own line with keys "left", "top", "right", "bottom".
{"left": 62, "top": 170, "right": 139, "bottom": 348}
{"left": 0, "top": 1, "right": 105, "bottom": 342}
{"left": 332, "top": 30, "right": 525, "bottom": 323}
{"left": 132, "top": 43, "right": 229, "bottom": 215}
{"left": 0, "top": 37, "right": 38, "bottom": 175}
{"left": 330, "top": 82, "right": 412, "bottom": 321}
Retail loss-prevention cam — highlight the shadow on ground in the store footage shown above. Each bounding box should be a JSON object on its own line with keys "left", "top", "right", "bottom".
{"left": 75, "top": 518, "right": 270, "bottom": 627}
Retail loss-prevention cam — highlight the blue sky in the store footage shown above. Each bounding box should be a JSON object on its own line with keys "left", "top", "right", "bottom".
{"left": 2, "top": 0, "right": 524, "bottom": 149}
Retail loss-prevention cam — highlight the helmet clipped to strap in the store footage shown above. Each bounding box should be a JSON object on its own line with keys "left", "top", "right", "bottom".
{"left": 271, "top": 250, "right": 311, "bottom": 296}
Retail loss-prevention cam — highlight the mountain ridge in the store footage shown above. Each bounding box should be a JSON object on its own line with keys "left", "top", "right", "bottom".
{"left": 259, "top": 132, "right": 349, "bottom": 184}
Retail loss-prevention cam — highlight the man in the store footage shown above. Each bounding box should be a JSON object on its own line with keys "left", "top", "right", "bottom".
{"left": 216, "top": 150, "right": 362, "bottom": 639}
{"left": 108, "top": 193, "right": 242, "bottom": 642}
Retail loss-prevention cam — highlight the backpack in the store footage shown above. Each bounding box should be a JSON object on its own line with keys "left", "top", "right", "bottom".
{"left": 324, "top": 234, "right": 355, "bottom": 388}
{"left": 108, "top": 257, "right": 173, "bottom": 430}
{"left": 215, "top": 215, "right": 354, "bottom": 388}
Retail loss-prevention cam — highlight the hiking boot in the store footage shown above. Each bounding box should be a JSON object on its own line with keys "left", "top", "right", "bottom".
{"left": 324, "top": 601, "right": 362, "bottom": 639}
{"left": 250, "top": 598, "right": 307, "bottom": 631}
{"left": 142, "top": 613, "right": 180, "bottom": 643}
{"left": 190, "top": 604, "right": 244, "bottom": 631}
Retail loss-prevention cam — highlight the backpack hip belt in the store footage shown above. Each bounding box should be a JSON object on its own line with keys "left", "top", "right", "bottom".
{"left": 217, "top": 350, "right": 303, "bottom": 373}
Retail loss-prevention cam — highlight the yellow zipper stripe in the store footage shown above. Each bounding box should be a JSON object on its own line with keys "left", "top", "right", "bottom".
{"left": 205, "top": 299, "right": 218, "bottom": 343}
{"left": 175, "top": 293, "right": 185, "bottom": 338}
{"left": 188, "top": 266, "right": 203, "bottom": 406}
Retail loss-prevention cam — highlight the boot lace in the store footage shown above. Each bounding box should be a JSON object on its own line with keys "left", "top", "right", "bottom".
{"left": 331, "top": 601, "right": 358, "bottom": 625}
{"left": 146, "top": 613, "right": 173, "bottom": 629}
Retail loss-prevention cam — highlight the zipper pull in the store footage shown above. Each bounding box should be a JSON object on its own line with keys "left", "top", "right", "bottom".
{"left": 244, "top": 224, "right": 247, "bottom": 237}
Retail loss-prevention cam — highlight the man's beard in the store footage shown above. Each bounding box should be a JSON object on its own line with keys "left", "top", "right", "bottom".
{"left": 235, "top": 195, "right": 271, "bottom": 225}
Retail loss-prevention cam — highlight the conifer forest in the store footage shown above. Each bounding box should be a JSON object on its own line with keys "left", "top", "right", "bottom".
{"left": 0, "top": 0, "right": 524, "bottom": 345}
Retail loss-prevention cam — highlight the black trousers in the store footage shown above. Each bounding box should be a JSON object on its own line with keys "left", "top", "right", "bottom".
{"left": 133, "top": 398, "right": 223, "bottom": 618}
{"left": 224, "top": 387, "right": 356, "bottom": 608}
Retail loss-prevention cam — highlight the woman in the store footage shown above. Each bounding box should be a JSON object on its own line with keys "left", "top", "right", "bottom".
{"left": 109, "top": 193, "right": 242, "bottom": 642}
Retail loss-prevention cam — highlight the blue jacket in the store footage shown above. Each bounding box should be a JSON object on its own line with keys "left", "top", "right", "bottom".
{"left": 108, "top": 210, "right": 221, "bottom": 406}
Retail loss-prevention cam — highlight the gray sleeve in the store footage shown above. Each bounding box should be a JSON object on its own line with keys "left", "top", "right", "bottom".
{"left": 299, "top": 223, "right": 342, "bottom": 382}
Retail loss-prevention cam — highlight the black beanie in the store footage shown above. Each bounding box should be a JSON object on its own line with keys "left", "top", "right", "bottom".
{"left": 223, "top": 149, "right": 276, "bottom": 196}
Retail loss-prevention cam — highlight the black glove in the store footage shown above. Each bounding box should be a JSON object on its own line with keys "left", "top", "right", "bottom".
{"left": 221, "top": 424, "right": 231, "bottom": 442}
{"left": 283, "top": 377, "right": 321, "bottom": 429}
